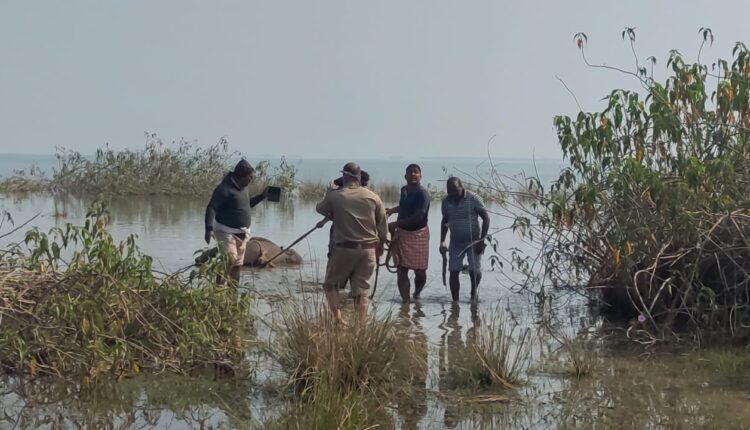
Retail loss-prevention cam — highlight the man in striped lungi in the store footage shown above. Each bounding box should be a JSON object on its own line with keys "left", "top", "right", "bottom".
{"left": 387, "top": 164, "right": 431, "bottom": 303}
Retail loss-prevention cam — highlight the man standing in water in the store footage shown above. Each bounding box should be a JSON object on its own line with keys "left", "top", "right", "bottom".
{"left": 204, "top": 159, "right": 267, "bottom": 285}
{"left": 440, "top": 177, "right": 490, "bottom": 302}
{"left": 387, "top": 164, "right": 431, "bottom": 302}
{"left": 316, "top": 162, "right": 387, "bottom": 324}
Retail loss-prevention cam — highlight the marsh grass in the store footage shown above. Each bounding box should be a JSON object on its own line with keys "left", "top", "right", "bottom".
{"left": 272, "top": 301, "right": 424, "bottom": 397}
{"left": 52, "top": 134, "right": 238, "bottom": 195}
{"left": 371, "top": 182, "right": 402, "bottom": 204}
{"left": 0, "top": 166, "right": 51, "bottom": 194}
{"left": 296, "top": 180, "right": 327, "bottom": 201}
{"left": 265, "top": 297, "right": 426, "bottom": 428}
{"left": 543, "top": 326, "right": 595, "bottom": 380}
{"left": 681, "top": 348, "right": 750, "bottom": 382}
{"left": 445, "top": 311, "right": 534, "bottom": 391}
{"left": 0, "top": 203, "right": 255, "bottom": 384}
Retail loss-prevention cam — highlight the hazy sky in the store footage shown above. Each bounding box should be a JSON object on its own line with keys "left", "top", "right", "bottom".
{"left": 1, "top": 1, "right": 748, "bottom": 159}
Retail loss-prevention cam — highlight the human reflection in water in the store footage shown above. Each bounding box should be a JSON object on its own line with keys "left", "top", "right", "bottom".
{"left": 438, "top": 302, "right": 480, "bottom": 429}
{"left": 395, "top": 302, "right": 428, "bottom": 430}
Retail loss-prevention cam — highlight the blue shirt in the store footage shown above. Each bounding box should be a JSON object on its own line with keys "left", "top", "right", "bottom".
{"left": 397, "top": 185, "right": 430, "bottom": 231}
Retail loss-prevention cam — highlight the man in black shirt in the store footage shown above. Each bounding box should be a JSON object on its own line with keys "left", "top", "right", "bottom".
{"left": 387, "top": 164, "right": 431, "bottom": 302}
{"left": 204, "top": 159, "right": 267, "bottom": 284}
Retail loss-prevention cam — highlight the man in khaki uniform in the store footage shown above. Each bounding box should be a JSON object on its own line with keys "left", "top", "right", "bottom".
{"left": 316, "top": 162, "right": 387, "bottom": 323}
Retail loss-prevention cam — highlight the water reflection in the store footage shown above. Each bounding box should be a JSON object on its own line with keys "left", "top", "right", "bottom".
{"left": 437, "top": 303, "right": 482, "bottom": 428}
{"left": 394, "top": 303, "right": 429, "bottom": 430}
{"left": 0, "top": 374, "right": 259, "bottom": 429}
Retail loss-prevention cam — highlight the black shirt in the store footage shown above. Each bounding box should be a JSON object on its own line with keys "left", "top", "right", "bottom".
{"left": 396, "top": 185, "right": 430, "bottom": 231}
{"left": 205, "top": 173, "right": 265, "bottom": 230}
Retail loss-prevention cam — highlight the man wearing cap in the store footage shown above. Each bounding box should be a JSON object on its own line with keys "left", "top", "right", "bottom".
{"left": 316, "top": 162, "right": 387, "bottom": 324}
{"left": 204, "top": 159, "right": 268, "bottom": 285}
{"left": 440, "top": 177, "right": 490, "bottom": 302}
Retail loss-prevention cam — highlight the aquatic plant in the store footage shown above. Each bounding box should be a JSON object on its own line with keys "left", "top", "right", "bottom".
{"left": 444, "top": 310, "right": 534, "bottom": 390}
{"left": 271, "top": 300, "right": 424, "bottom": 396}
{"left": 543, "top": 325, "right": 595, "bottom": 380}
{"left": 52, "top": 133, "right": 238, "bottom": 195}
{"left": 265, "top": 297, "right": 425, "bottom": 428}
{"left": 0, "top": 203, "right": 254, "bottom": 384}
{"left": 371, "top": 182, "right": 402, "bottom": 203}
{"left": 0, "top": 165, "right": 51, "bottom": 194}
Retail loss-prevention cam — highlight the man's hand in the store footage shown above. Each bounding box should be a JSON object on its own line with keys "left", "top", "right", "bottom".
{"left": 316, "top": 217, "right": 330, "bottom": 229}
{"left": 204, "top": 230, "right": 213, "bottom": 245}
{"left": 376, "top": 242, "right": 385, "bottom": 258}
{"left": 475, "top": 239, "right": 487, "bottom": 254}
{"left": 439, "top": 243, "right": 448, "bottom": 255}
{"left": 386, "top": 207, "right": 396, "bottom": 216}
{"left": 388, "top": 221, "right": 398, "bottom": 234}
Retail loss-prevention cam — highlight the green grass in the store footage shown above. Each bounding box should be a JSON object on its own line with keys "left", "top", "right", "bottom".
{"left": 264, "top": 298, "right": 426, "bottom": 428}
{"left": 443, "top": 310, "right": 534, "bottom": 391}
{"left": 0, "top": 203, "right": 255, "bottom": 384}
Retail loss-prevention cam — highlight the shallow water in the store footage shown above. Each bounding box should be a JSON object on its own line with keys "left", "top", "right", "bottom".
{"left": 1, "top": 193, "right": 748, "bottom": 429}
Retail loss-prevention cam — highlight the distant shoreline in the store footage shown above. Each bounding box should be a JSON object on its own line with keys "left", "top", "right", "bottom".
{"left": 0, "top": 152, "right": 564, "bottom": 163}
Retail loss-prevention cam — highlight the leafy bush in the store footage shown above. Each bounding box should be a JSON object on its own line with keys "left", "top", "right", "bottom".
{"left": 525, "top": 29, "right": 750, "bottom": 341}
{"left": 0, "top": 203, "right": 254, "bottom": 383}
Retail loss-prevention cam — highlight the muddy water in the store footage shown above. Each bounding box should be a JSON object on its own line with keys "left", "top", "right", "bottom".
{"left": 1, "top": 193, "right": 749, "bottom": 429}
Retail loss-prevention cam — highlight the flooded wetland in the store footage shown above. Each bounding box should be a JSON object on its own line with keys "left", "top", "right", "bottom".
{"left": 1, "top": 185, "right": 748, "bottom": 429}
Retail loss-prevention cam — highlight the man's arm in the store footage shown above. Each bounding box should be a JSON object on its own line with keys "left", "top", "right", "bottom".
{"left": 475, "top": 195, "right": 490, "bottom": 252}
{"left": 374, "top": 197, "right": 388, "bottom": 257}
{"left": 386, "top": 187, "right": 405, "bottom": 217}
{"left": 205, "top": 185, "right": 228, "bottom": 231}
{"left": 478, "top": 208, "right": 490, "bottom": 239}
{"left": 204, "top": 185, "right": 227, "bottom": 243}
{"left": 249, "top": 188, "right": 267, "bottom": 207}
{"left": 375, "top": 198, "right": 388, "bottom": 244}
{"left": 316, "top": 191, "right": 332, "bottom": 217}
{"left": 473, "top": 195, "right": 490, "bottom": 239}
{"left": 440, "top": 201, "right": 449, "bottom": 251}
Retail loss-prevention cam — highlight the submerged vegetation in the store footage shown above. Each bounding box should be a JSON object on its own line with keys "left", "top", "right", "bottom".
{"left": 442, "top": 308, "right": 534, "bottom": 391}
{"left": 267, "top": 300, "right": 426, "bottom": 428}
{"left": 0, "top": 203, "right": 254, "bottom": 384}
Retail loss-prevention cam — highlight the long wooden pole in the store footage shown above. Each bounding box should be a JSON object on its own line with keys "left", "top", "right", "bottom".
{"left": 261, "top": 217, "right": 329, "bottom": 267}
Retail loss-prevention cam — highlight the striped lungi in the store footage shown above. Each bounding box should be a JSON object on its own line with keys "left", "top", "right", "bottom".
{"left": 392, "top": 226, "right": 430, "bottom": 270}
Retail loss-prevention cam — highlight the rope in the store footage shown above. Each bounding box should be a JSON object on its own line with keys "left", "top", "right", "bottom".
{"left": 380, "top": 239, "right": 399, "bottom": 274}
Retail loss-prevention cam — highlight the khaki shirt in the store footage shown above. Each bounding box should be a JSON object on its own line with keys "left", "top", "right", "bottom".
{"left": 316, "top": 184, "right": 387, "bottom": 244}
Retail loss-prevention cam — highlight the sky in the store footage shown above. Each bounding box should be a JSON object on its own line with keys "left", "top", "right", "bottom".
{"left": 1, "top": 0, "right": 749, "bottom": 160}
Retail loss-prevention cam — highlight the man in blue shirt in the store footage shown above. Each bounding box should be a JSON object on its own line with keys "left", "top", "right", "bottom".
{"left": 387, "top": 164, "right": 431, "bottom": 302}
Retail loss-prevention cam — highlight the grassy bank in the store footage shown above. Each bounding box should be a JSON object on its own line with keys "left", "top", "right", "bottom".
{"left": 0, "top": 203, "right": 255, "bottom": 384}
